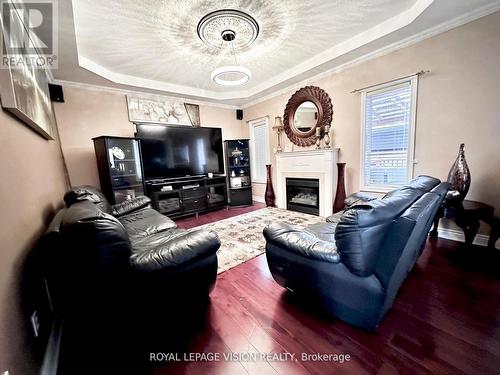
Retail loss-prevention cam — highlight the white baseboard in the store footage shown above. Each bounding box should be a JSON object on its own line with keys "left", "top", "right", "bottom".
{"left": 252, "top": 195, "right": 265, "bottom": 203}
{"left": 437, "top": 227, "right": 498, "bottom": 249}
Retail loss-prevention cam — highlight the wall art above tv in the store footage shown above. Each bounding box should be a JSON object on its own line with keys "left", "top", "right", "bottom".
{"left": 126, "top": 95, "right": 200, "bottom": 127}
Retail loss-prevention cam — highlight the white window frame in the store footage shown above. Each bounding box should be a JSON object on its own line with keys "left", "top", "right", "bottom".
{"left": 360, "top": 76, "right": 418, "bottom": 193}
{"left": 248, "top": 116, "right": 270, "bottom": 184}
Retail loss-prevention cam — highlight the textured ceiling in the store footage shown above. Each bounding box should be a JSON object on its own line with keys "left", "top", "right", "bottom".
{"left": 72, "top": 0, "right": 417, "bottom": 92}
{"left": 62, "top": 0, "right": 500, "bottom": 105}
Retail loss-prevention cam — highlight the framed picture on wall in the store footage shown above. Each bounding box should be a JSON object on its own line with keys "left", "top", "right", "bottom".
{"left": 126, "top": 96, "right": 200, "bottom": 127}
{"left": 0, "top": 8, "right": 56, "bottom": 140}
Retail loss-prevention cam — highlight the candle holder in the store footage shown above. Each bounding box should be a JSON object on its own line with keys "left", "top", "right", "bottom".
{"left": 315, "top": 127, "right": 321, "bottom": 149}
{"left": 272, "top": 116, "right": 284, "bottom": 153}
{"left": 323, "top": 125, "right": 331, "bottom": 148}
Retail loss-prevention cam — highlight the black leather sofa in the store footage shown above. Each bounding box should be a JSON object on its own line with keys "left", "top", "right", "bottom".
{"left": 264, "top": 176, "right": 448, "bottom": 330}
{"left": 44, "top": 185, "right": 221, "bottom": 311}
{"left": 42, "top": 186, "right": 221, "bottom": 372}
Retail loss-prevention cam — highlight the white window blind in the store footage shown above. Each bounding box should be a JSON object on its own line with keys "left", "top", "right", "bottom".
{"left": 361, "top": 79, "right": 416, "bottom": 190}
{"left": 249, "top": 118, "right": 269, "bottom": 183}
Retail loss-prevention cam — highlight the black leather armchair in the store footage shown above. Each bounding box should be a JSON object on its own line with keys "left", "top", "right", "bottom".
{"left": 264, "top": 176, "right": 448, "bottom": 330}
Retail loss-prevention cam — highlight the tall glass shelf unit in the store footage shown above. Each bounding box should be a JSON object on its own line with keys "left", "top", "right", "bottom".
{"left": 93, "top": 136, "right": 145, "bottom": 204}
{"left": 224, "top": 139, "right": 252, "bottom": 206}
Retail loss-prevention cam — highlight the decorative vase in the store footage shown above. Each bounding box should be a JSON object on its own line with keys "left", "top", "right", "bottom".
{"left": 333, "top": 162, "right": 347, "bottom": 213}
{"left": 446, "top": 143, "right": 471, "bottom": 202}
{"left": 264, "top": 164, "right": 276, "bottom": 207}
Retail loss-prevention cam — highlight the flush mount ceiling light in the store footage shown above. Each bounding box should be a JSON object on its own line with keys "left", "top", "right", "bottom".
{"left": 198, "top": 9, "right": 258, "bottom": 87}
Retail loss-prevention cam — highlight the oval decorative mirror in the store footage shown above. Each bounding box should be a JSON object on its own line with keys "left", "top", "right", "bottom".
{"left": 283, "top": 86, "right": 333, "bottom": 147}
{"left": 294, "top": 101, "right": 318, "bottom": 134}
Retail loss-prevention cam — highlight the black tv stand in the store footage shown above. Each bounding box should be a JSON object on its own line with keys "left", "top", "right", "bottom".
{"left": 145, "top": 175, "right": 227, "bottom": 219}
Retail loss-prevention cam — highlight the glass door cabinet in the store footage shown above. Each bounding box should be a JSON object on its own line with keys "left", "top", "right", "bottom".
{"left": 93, "top": 136, "right": 145, "bottom": 204}
{"left": 224, "top": 139, "right": 253, "bottom": 206}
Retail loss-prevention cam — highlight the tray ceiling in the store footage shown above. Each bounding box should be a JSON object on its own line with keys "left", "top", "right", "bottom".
{"left": 62, "top": 0, "right": 500, "bottom": 105}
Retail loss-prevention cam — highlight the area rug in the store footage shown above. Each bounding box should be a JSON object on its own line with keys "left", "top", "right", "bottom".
{"left": 194, "top": 207, "right": 325, "bottom": 274}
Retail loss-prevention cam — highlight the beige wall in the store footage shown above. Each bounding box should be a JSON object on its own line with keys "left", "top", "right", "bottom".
{"left": 243, "top": 13, "right": 500, "bottom": 218}
{"left": 53, "top": 88, "right": 134, "bottom": 187}
{"left": 53, "top": 87, "right": 246, "bottom": 187}
{"left": 0, "top": 109, "right": 68, "bottom": 374}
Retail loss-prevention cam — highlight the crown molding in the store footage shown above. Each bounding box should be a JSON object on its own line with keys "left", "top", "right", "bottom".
{"left": 240, "top": 3, "right": 500, "bottom": 109}
{"left": 49, "top": 78, "right": 240, "bottom": 110}
{"left": 77, "top": 56, "right": 250, "bottom": 101}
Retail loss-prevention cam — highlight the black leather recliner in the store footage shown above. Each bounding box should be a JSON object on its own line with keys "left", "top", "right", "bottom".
{"left": 264, "top": 176, "right": 448, "bottom": 330}
{"left": 44, "top": 186, "right": 221, "bottom": 312}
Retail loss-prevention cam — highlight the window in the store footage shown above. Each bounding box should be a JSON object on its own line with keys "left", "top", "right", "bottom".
{"left": 361, "top": 77, "right": 417, "bottom": 191}
{"left": 249, "top": 117, "right": 270, "bottom": 183}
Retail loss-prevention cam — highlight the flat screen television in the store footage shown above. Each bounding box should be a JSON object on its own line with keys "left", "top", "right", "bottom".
{"left": 137, "top": 124, "right": 224, "bottom": 179}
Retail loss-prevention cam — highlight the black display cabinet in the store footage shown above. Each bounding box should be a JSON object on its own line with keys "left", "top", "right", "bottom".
{"left": 224, "top": 139, "right": 252, "bottom": 206}
{"left": 93, "top": 136, "right": 145, "bottom": 204}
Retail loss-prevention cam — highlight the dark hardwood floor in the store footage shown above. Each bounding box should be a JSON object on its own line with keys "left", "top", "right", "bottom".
{"left": 147, "top": 205, "right": 500, "bottom": 375}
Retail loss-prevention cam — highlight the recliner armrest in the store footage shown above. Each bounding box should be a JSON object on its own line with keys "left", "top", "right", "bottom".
{"left": 263, "top": 222, "right": 340, "bottom": 264}
{"left": 130, "top": 229, "right": 220, "bottom": 272}
{"left": 112, "top": 196, "right": 152, "bottom": 217}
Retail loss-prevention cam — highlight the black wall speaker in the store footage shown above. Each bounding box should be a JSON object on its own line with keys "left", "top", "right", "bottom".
{"left": 236, "top": 109, "right": 243, "bottom": 120}
{"left": 48, "top": 84, "right": 64, "bottom": 102}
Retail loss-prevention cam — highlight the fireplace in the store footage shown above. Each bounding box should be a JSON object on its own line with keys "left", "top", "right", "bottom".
{"left": 286, "top": 178, "right": 320, "bottom": 215}
{"left": 276, "top": 149, "right": 338, "bottom": 217}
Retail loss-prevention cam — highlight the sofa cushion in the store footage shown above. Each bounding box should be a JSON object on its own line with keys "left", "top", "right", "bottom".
{"left": 374, "top": 192, "right": 440, "bottom": 287}
{"left": 64, "top": 185, "right": 112, "bottom": 214}
{"left": 306, "top": 222, "right": 337, "bottom": 243}
{"left": 60, "top": 201, "right": 131, "bottom": 271}
{"left": 118, "top": 207, "right": 177, "bottom": 239}
{"left": 400, "top": 192, "right": 442, "bottom": 260}
{"left": 382, "top": 176, "right": 440, "bottom": 200}
{"left": 325, "top": 194, "right": 377, "bottom": 222}
{"left": 335, "top": 187, "right": 425, "bottom": 277}
{"left": 377, "top": 192, "right": 443, "bottom": 315}
{"left": 345, "top": 192, "right": 378, "bottom": 207}
{"left": 112, "top": 196, "right": 152, "bottom": 217}
{"left": 130, "top": 229, "right": 220, "bottom": 271}
{"left": 406, "top": 175, "right": 440, "bottom": 191}
{"left": 326, "top": 211, "right": 343, "bottom": 224}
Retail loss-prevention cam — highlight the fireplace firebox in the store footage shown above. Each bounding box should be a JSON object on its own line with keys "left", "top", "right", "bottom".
{"left": 286, "top": 178, "right": 320, "bottom": 215}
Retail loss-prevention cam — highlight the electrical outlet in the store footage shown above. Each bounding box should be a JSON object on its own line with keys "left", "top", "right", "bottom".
{"left": 31, "top": 311, "right": 40, "bottom": 338}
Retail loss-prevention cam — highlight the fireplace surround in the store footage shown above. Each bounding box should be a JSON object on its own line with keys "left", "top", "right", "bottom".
{"left": 275, "top": 148, "right": 339, "bottom": 217}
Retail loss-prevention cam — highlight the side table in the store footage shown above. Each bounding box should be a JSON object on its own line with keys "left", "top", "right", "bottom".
{"left": 430, "top": 200, "right": 498, "bottom": 248}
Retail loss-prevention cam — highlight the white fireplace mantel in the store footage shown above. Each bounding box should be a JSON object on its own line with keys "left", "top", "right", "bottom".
{"left": 275, "top": 148, "right": 339, "bottom": 217}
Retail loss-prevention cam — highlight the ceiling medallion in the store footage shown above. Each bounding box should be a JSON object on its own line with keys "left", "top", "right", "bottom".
{"left": 197, "top": 9, "right": 259, "bottom": 50}
{"left": 199, "top": 9, "right": 257, "bottom": 87}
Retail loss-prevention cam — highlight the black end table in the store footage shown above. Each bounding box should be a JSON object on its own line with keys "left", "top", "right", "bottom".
{"left": 430, "top": 199, "right": 498, "bottom": 248}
